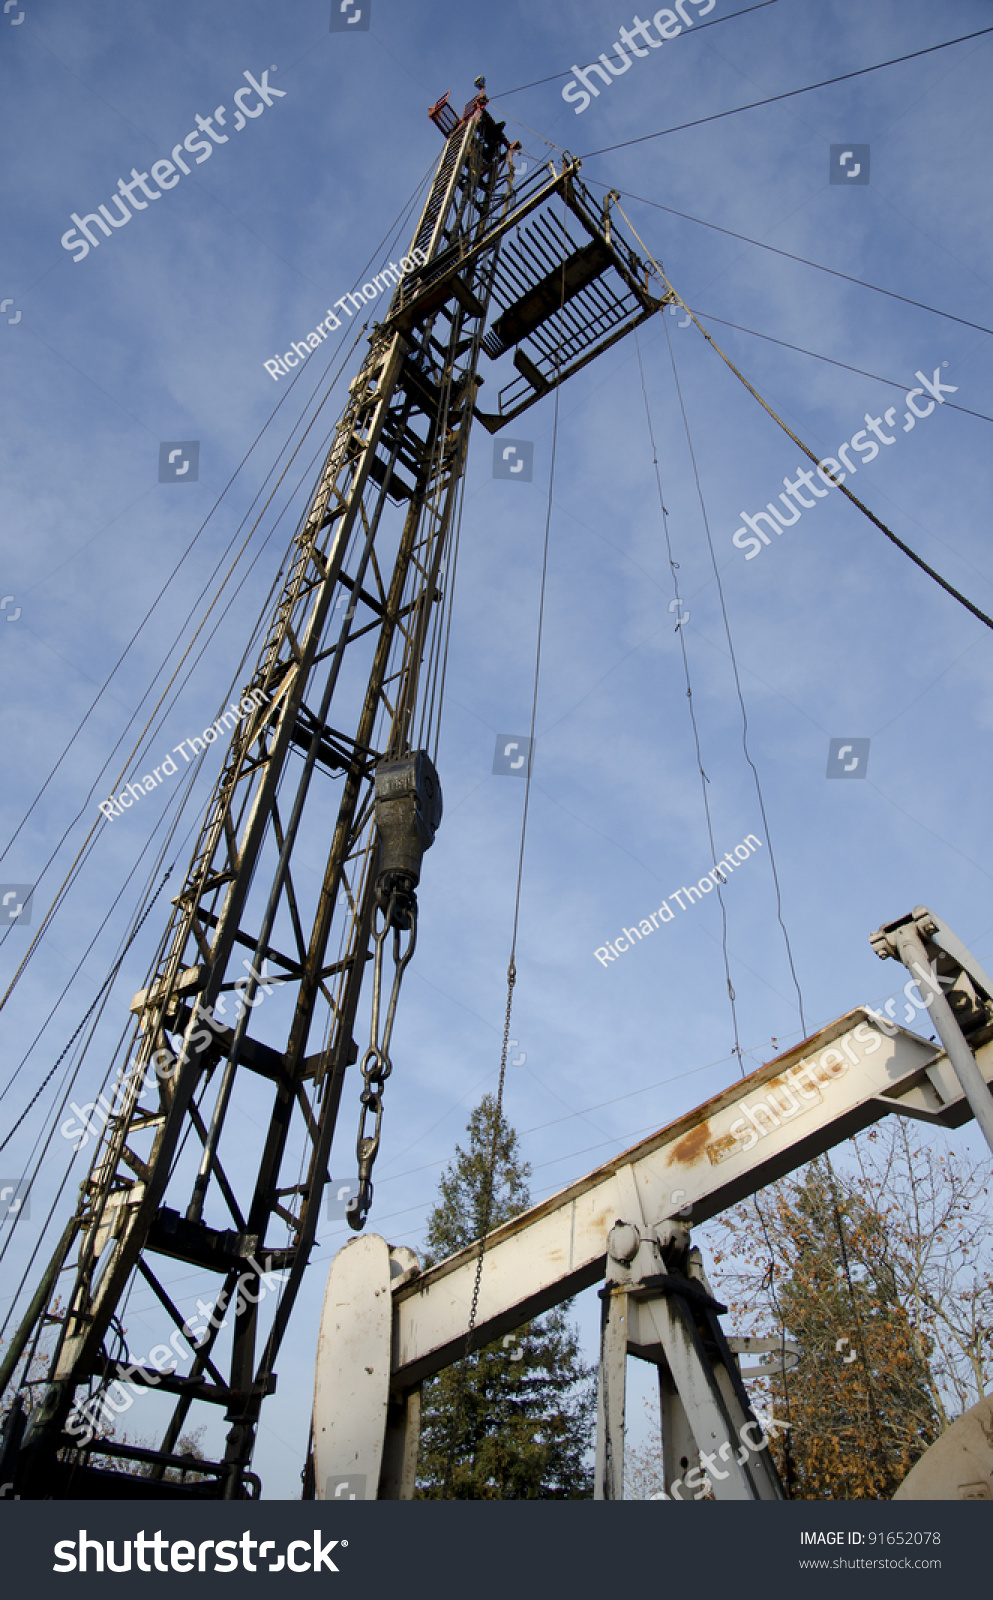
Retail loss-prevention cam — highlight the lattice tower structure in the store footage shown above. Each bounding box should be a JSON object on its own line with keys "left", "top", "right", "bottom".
{"left": 2, "top": 89, "right": 665, "bottom": 1500}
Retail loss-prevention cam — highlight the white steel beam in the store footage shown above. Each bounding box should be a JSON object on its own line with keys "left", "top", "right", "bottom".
{"left": 389, "top": 1009, "right": 990, "bottom": 1386}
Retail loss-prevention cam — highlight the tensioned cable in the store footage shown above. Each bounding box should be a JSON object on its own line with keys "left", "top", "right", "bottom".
{"left": 635, "top": 328, "right": 746, "bottom": 1059}
{"left": 682, "top": 309, "right": 993, "bottom": 429}
{"left": 616, "top": 203, "right": 993, "bottom": 634}
{"left": 0, "top": 923, "right": 159, "bottom": 1294}
{"left": 429, "top": 471, "right": 467, "bottom": 769}
{"left": 662, "top": 323, "right": 807, "bottom": 1036}
{"left": 827, "top": 1171, "right": 890, "bottom": 1478}
{"left": 0, "top": 387, "right": 345, "bottom": 1002}
{"left": 0, "top": 553, "right": 286, "bottom": 1126}
{"left": 0, "top": 154, "right": 461, "bottom": 1393}
{"left": 489, "top": 0, "right": 782, "bottom": 98}
{"left": 583, "top": 179, "right": 993, "bottom": 342}
{"left": 72, "top": 172, "right": 450, "bottom": 1298}
{"left": 1, "top": 790, "right": 248, "bottom": 1353}
{"left": 2, "top": 146, "right": 437, "bottom": 1009}
{"left": 662, "top": 312, "right": 892, "bottom": 1487}
{"left": 581, "top": 27, "right": 993, "bottom": 160}
{"left": 0, "top": 329, "right": 342, "bottom": 873}
{"left": 0, "top": 773, "right": 216, "bottom": 1298}
{"left": 0, "top": 426, "right": 333, "bottom": 1111}
{"left": 0, "top": 861, "right": 186, "bottom": 1349}
{"left": 0, "top": 736, "right": 212, "bottom": 1122}
{"left": 657, "top": 308, "right": 993, "bottom": 599}
{"left": 0, "top": 867, "right": 173, "bottom": 1157}
{"left": 643, "top": 320, "right": 798, "bottom": 1488}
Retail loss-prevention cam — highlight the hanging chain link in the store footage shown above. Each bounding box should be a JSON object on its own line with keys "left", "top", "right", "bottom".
{"left": 462, "top": 963, "right": 516, "bottom": 1342}
{"left": 347, "top": 889, "right": 417, "bottom": 1230}
{"left": 442, "top": 960, "right": 516, "bottom": 1492}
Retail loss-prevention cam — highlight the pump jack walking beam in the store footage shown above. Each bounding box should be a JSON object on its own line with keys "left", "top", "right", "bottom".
{"left": 312, "top": 910, "right": 993, "bottom": 1499}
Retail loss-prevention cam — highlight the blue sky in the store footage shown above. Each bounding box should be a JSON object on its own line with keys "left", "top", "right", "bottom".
{"left": 2, "top": 0, "right": 992, "bottom": 1497}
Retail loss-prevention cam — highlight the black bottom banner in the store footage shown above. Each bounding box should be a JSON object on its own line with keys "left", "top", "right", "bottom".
{"left": 1, "top": 1500, "right": 982, "bottom": 1595}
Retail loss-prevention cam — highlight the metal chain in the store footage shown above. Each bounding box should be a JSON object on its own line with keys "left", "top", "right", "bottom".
{"left": 464, "top": 964, "right": 516, "bottom": 1343}
{"left": 348, "top": 890, "right": 417, "bottom": 1230}
{"left": 442, "top": 961, "right": 516, "bottom": 1492}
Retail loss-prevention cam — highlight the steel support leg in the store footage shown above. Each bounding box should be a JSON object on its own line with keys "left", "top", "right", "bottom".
{"left": 378, "top": 1387, "right": 420, "bottom": 1500}
{"left": 594, "top": 1287, "right": 628, "bottom": 1500}
{"left": 658, "top": 1364, "right": 696, "bottom": 1495}
{"left": 643, "top": 1290, "right": 782, "bottom": 1500}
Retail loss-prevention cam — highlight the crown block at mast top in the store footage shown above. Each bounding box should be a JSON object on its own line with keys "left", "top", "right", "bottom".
{"left": 428, "top": 74, "right": 502, "bottom": 139}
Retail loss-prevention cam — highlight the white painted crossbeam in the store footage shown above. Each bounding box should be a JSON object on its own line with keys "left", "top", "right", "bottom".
{"left": 388, "top": 1008, "right": 989, "bottom": 1385}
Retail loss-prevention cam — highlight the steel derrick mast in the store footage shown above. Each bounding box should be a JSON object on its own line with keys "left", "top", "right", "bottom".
{"left": 1, "top": 86, "right": 665, "bottom": 1500}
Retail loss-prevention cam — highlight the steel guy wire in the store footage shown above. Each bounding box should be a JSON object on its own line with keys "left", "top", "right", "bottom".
{"left": 584, "top": 179, "right": 993, "bottom": 342}
{"left": 615, "top": 203, "right": 993, "bottom": 634}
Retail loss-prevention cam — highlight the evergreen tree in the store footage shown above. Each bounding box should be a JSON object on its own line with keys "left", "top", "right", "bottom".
{"left": 416, "top": 1094, "right": 594, "bottom": 1499}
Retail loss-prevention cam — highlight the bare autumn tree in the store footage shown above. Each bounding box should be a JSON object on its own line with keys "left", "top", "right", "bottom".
{"left": 849, "top": 1121, "right": 993, "bottom": 1424}
{"left": 709, "top": 1122, "right": 992, "bottom": 1498}
{"left": 717, "top": 1162, "right": 939, "bottom": 1497}
{"left": 626, "top": 1123, "right": 991, "bottom": 1500}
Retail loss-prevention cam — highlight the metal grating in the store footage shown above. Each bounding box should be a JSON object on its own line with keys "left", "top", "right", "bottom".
{"left": 475, "top": 169, "right": 668, "bottom": 431}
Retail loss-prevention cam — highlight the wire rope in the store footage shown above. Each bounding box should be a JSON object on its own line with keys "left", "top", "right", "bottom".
{"left": 660, "top": 312, "right": 893, "bottom": 1492}
{"left": 0, "top": 327, "right": 369, "bottom": 1020}
{"left": 0, "top": 153, "right": 436, "bottom": 1015}
{"left": 584, "top": 179, "right": 993, "bottom": 341}
{"left": 673, "top": 308, "right": 993, "bottom": 429}
{"left": 580, "top": 27, "right": 993, "bottom": 160}
{"left": 488, "top": 0, "right": 782, "bottom": 98}
{"left": 616, "top": 203, "right": 993, "bottom": 633}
